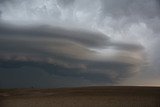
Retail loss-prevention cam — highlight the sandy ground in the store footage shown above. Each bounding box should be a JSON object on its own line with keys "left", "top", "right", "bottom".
{"left": 0, "top": 86, "right": 160, "bottom": 107}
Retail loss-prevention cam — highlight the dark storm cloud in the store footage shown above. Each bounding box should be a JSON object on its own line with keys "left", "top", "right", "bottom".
{"left": 1, "top": 0, "right": 155, "bottom": 87}
{"left": 0, "top": 54, "right": 137, "bottom": 88}
{"left": 0, "top": 23, "right": 144, "bottom": 88}
{"left": 0, "top": 0, "right": 6, "bottom": 3}
{"left": 156, "top": 0, "right": 160, "bottom": 6}
{"left": 0, "top": 24, "right": 109, "bottom": 48}
{"left": 0, "top": 10, "right": 1, "bottom": 18}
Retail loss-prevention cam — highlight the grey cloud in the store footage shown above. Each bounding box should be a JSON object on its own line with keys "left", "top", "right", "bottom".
{"left": 110, "top": 42, "right": 144, "bottom": 51}
{"left": 0, "top": 66, "right": 111, "bottom": 88}
{"left": 0, "top": 56, "right": 135, "bottom": 88}
{"left": 0, "top": 0, "right": 6, "bottom": 3}
{"left": 0, "top": 0, "right": 154, "bottom": 88}
{"left": 156, "top": 0, "right": 160, "bottom": 7}
{"left": 101, "top": 0, "right": 160, "bottom": 19}
{"left": 57, "top": 0, "right": 75, "bottom": 7}
{"left": 0, "top": 24, "right": 109, "bottom": 48}
{"left": 0, "top": 23, "right": 144, "bottom": 88}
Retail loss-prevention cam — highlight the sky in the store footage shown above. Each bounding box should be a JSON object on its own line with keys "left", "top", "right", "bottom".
{"left": 0, "top": 0, "right": 160, "bottom": 88}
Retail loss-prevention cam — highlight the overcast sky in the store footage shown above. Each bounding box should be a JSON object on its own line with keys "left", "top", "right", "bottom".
{"left": 0, "top": 0, "right": 160, "bottom": 88}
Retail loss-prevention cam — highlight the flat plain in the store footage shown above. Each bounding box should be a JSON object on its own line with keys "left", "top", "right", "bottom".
{"left": 0, "top": 86, "right": 160, "bottom": 107}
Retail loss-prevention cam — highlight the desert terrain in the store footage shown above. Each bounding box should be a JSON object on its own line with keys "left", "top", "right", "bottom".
{"left": 0, "top": 86, "right": 160, "bottom": 107}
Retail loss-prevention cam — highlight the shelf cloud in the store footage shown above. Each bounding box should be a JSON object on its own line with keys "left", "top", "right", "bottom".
{"left": 0, "top": 24, "right": 144, "bottom": 88}
{"left": 0, "top": 0, "right": 159, "bottom": 88}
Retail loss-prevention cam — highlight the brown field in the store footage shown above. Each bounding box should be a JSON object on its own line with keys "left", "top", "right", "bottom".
{"left": 0, "top": 86, "right": 160, "bottom": 107}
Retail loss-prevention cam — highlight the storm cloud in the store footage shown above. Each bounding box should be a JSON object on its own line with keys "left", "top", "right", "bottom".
{"left": 0, "top": 0, "right": 159, "bottom": 88}
{"left": 0, "top": 23, "right": 144, "bottom": 88}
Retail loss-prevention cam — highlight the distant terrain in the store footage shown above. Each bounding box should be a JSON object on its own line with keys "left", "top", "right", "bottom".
{"left": 0, "top": 86, "right": 160, "bottom": 107}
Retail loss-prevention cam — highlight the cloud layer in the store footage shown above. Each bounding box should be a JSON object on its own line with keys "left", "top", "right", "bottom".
{"left": 0, "top": 0, "right": 159, "bottom": 88}
{"left": 0, "top": 23, "right": 144, "bottom": 88}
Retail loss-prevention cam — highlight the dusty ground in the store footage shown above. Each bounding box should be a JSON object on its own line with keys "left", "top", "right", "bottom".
{"left": 0, "top": 86, "right": 160, "bottom": 107}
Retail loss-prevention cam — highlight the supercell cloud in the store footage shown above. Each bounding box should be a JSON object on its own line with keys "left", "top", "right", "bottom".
{"left": 0, "top": 0, "right": 159, "bottom": 88}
